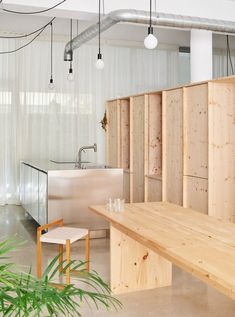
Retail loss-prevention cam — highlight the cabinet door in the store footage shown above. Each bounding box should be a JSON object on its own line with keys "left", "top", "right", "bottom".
{"left": 20, "top": 163, "right": 25, "bottom": 207}
{"left": 31, "top": 168, "right": 39, "bottom": 223}
{"left": 131, "top": 95, "right": 146, "bottom": 203}
{"left": 106, "top": 100, "right": 120, "bottom": 167}
{"left": 38, "top": 172, "right": 48, "bottom": 225}
{"left": 24, "top": 164, "right": 32, "bottom": 214}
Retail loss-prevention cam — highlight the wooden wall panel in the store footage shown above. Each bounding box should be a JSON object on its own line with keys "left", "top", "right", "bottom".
{"left": 208, "top": 82, "right": 235, "bottom": 222}
{"left": 123, "top": 171, "right": 130, "bottom": 203}
{"left": 148, "top": 94, "right": 162, "bottom": 176}
{"left": 183, "top": 176, "right": 208, "bottom": 214}
{"left": 146, "top": 176, "right": 162, "bottom": 202}
{"left": 131, "top": 95, "right": 146, "bottom": 203}
{"left": 106, "top": 100, "right": 120, "bottom": 167}
{"left": 184, "top": 84, "right": 208, "bottom": 178}
{"left": 162, "top": 89, "right": 183, "bottom": 205}
{"left": 110, "top": 224, "right": 172, "bottom": 294}
{"left": 120, "top": 99, "right": 130, "bottom": 170}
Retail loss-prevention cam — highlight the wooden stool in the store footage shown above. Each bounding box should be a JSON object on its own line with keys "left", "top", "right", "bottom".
{"left": 37, "top": 219, "right": 90, "bottom": 285}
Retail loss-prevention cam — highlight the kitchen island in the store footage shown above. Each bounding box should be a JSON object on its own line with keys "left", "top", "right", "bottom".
{"left": 20, "top": 160, "right": 123, "bottom": 233}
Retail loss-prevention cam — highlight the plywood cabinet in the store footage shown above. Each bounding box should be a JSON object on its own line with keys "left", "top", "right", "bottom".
{"left": 106, "top": 76, "right": 235, "bottom": 223}
{"left": 130, "top": 95, "right": 146, "bottom": 202}
{"left": 208, "top": 82, "right": 235, "bottom": 221}
{"left": 107, "top": 94, "right": 162, "bottom": 203}
{"left": 162, "top": 88, "right": 183, "bottom": 205}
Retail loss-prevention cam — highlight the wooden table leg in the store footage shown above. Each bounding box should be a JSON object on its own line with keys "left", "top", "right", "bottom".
{"left": 110, "top": 224, "right": 172, "bottom": 294}
{"left": 85, "top": 233, "right": 90, "bottom": 272}
{"left": 37, "top": 229, "right": 42, "bottom": 278}
{"left": 66, "top": 239, "right": 71, "bottom": 285}
{"left": 58, "top": 244, "right": 63, "bottom": 273}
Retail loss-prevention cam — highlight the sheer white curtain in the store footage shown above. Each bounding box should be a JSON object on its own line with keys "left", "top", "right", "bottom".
{"left": 0, "top": 37, "right": 179, "bottom": 205}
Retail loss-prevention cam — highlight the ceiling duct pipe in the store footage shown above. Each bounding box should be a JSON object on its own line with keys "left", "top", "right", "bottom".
{"left": 64, "top": 9, "right": 235, "bottom": 61}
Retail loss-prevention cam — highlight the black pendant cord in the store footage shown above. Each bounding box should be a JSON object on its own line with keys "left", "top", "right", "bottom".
{"left": 0, "top": 17, "right": 55, "bottom": 54}
{"left": 69, "top": 19, "right": 73, "bottom": 71}
{"left": 98, "top": 0, "right": 101, "bottom": 55}
{"left": 150, "top": 0, "right": 152, "bottom": 29}
{"left": 0, "top": 0, "right": 66, "bottom": 15}
{"left": 50, "top": 22, "right": 53, "bottom": 82}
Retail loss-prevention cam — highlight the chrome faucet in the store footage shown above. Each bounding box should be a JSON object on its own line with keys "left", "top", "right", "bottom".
{"left": 75, "top": 143, "right": 97, "bottom": 168}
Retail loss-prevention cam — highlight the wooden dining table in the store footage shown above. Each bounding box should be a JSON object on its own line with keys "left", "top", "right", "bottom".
{"left": 89, "top": 201, "right": 235, "bottom": 298}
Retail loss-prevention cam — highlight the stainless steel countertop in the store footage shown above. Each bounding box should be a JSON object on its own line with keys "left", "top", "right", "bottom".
{"left": 21, "top": 160, "right": 118, "bottom": 173}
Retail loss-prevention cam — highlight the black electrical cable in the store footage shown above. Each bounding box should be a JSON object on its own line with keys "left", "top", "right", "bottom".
{"left": 0, "top": 18, "right": 55, "bottom": 54}
{"left": 0, "top": 0, "right": 66, "bottom": 15}
{"left": 150, "top": 0, "right": 152, "bottom": 28}
{"left": 69, "top": 18, "right": 73, "bottom": 70}
{"left": 50, "top": 22, "right": 53, "bottom": 81}
{"left": 98, "top": 0, "right": 101, "bottom": 55}
{"left": 0, "top": 17, "right": 55, "bottom": 39}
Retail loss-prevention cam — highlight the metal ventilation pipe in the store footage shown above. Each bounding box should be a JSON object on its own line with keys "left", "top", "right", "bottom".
{"left": 64, "top": 9, "right": 235, "bottom": 61}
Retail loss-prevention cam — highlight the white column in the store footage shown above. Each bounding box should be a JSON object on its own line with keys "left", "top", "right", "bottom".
{"left": 190, "top": 29, "right": 213, "bottom": 83}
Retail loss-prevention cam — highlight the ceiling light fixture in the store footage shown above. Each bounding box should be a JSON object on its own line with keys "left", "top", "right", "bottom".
{"left": 144, "top": 0, "right": 158, "bottom": 49}
{"left": 48, "top": 22, "right": 55, "bottom": 90}
{"left": 95, "top": 0, "right": 104, "bottom": 70}
{"left": 67, "top": 19, "right": 74, "bottom": 81}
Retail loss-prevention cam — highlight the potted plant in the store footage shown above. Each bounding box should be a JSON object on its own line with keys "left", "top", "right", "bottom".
{"left": 0, "top": 238, "right": 121, "bottom": 316}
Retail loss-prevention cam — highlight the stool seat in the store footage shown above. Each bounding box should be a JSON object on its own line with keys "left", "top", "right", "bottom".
{"left": 40, "top": 227, "right": 88, "bottom": 245}
{"left": 37, "top": 219, "right": 90, "bottom": 285}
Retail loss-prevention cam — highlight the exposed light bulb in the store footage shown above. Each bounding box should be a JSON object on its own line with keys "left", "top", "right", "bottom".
{"left": 48, "top": 78, "right": 55, "bottom": 90}
{"left": 144, "top": 27, "right": 158, "bottom": 50}
{"left": 67, "top": 67, "right": 74, "bottom": 81}
{"left": 95, "top": 53, "right": 104, "bottom": 70}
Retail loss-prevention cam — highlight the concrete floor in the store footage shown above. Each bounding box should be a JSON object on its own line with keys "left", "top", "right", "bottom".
{"left": 1, "top": 204, "right": 235, "bottom": 316}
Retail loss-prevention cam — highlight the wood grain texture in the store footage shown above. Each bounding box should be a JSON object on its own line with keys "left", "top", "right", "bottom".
{"left": 148, "top": 94, "right": 162, "bottom": 176}
{"left": 132, "top": 95, "right": 146, "bottom": 202}
{"left": 183, "top": 176, "right": 208, "bottom": 214}
{"left": 90, "top": 201, "right": 235, "bottom": 300}
{"left": 146, "top": 176, "right": 162, "bottom": 202}
{"left": 208, "top": 82, "right": 235, "bottom": 222}
{"left": 162, "top": 89, "right": 183, "bottom": 205}
{"left": 120, "top": 99, "right": 130, "bottom": 170}
{"left": 106, "top": 100, "right": 120, "bottom": 167}
{"left": 110, "top": 224, "right": 172, "bottom": 294}
{"left": 123, "top": 171, "right": 131, "bottom": 203}
{"left": 184, "top": 84, "right": 208, "bottom": 178}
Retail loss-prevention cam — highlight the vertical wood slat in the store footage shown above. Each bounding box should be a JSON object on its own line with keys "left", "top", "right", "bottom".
{"left": 130, "top": 97, "right": 134, "bottom": 203}
{"left": 144, "top": 95, "right": 149, "bottom": 202}
{"left": 162, "top": 89, "right": 183, "bottom": 205}
{"left": 120, "top": 99, "right": 130, "bottom": 170}
{"left": 208, "top": 82, "right": 235, "bottom": 222}
{"left": 131, "top": 95, "right": 146, "bottom": 203}
{"left": 183, "top": 84, "right": 208, "bottom": 178}
{"left": 106, "top": 100, "right": 120, "bottom": 167}
{"left": 183, "top": 84, "right": 208, "bottom": 214}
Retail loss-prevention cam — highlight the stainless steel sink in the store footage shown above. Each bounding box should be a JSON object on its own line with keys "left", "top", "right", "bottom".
{"left": 50, "top": 160, "right": 90, "bottom": 164}
{"left": 81, "top": 164, "right": 111, "bottom": 169}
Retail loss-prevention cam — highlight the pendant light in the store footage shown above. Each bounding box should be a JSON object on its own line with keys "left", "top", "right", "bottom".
{"left": 144, "top": 0, "right": 158, "bottom": 49}
{"left": 95, "top": 0, "right": 104, "bottom": 70}
{"left": 67, "top": 19, "right": 74, "bottom": 81}
{"left": 48, "top": 22, "right": 55, "bottom": 89}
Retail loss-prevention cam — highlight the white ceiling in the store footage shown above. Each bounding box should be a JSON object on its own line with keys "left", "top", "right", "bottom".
{"left": 0, "top": 11, "right": 235, "bottom": 51}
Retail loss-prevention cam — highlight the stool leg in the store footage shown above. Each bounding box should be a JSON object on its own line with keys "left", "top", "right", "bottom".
{"left": 66, "top": 239, "right": 71, "bottom": 284}
{"left": 37, "top": 229, "right": 42, "bottom": 278}
{"left": 85, "top": 233, "right": 90, "bottom": 272}
{"left": 58, "top": 244, "right": 63, "bottom": 273}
